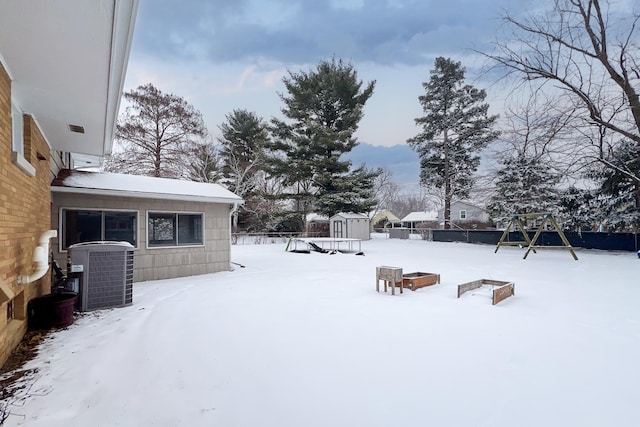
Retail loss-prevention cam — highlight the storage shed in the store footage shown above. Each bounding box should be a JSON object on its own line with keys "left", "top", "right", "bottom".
{"left": 329, "top": 213, "right": 371, "bottom": 241}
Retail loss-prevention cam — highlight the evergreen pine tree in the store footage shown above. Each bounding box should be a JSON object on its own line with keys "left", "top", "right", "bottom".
{"left": 218, "top": 109, "right": 269, "bottom": 197}
{"left": 589, "top": 140, "right": 640, "bottom": 230}
{"left": 559, "top": 186, "right": 599, "bottom": 231}
{"left": 487, "top": 154, "right": 561, "bottom": 226}
{"left": 314, "top": 165, "right": 381, "bottom": 217}
{"left": 267, "top": 58, "right": 378, "bottom": 222}
{"left": 407, "top": 57, "right": 499, "bottom": 228}
{"left": 217, "top": 109, "right": 270, "bottom": 230}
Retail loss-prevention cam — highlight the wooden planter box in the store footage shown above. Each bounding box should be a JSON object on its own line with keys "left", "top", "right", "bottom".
{"left": 402, "top": 272, "right": 440, "bottom": 290}
{"left": 376, "top": 266, "right": 404, "bottom": 295}
{"left": 457, "top": 279, "right": 515, "bottom": 305}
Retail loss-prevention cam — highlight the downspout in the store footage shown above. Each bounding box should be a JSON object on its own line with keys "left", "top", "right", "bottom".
{"left": 18, "top": 230, "right": 57, "bottom": 284}
{"left": 229, "top": 203, "right": 239, "bottom": 271}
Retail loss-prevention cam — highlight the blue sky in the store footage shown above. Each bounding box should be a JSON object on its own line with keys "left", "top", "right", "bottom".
{"left": 123, "top": 0, "right": 533, "bottom": 147}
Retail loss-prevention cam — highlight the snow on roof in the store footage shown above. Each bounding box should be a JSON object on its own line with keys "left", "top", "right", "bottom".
{"left": 369, "top": 209, "right": 400, "bottom": 221}
{"left": 331, "top": 212, "right": 369, "bottom": 220}
{"left": 306, "top": 213, "right": 329, "bottom": 222}
{"left": 401, "top": 211, "right": 438, "bottom": 222}
{"left": 51, "top": 169, "right": 243, "bottom": 204}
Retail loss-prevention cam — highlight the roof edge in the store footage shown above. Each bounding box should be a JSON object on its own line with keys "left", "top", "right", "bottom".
{"left": 103, "top": 0, "right": 140, "bottom": 156}
{"left": 0, "top": 51, "right": 13, "bottom": 80}
{"left": 51, "top": 185, "right": 244, "bottom": 205}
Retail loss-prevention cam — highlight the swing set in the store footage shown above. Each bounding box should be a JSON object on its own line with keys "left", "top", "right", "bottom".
{"left": 494, "top": 213, "right": 578, "bottom": 260}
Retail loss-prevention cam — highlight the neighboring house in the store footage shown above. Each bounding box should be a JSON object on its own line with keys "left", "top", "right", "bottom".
{"left": 0, "top": 1, "right": 139, "bottom": 367}
{"left": 370, "top": 209, "right": 400, "bottom": 230}
{"left": 51, "top": 170, "right": 243, "bottom": 282}
{"left": 329, "top": 213, "right": 371, "bottom": 240}
{"left": 306, "top": 213, "right": 329, "bottom": 237}
{"left": 437, "top": 201, "right": 490, "bottom": 227}
{"left": 398, "top": 211, "right": 439, "bottom": 229}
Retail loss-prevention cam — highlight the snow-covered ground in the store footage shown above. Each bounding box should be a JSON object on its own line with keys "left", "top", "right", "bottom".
{"left": 3, "top": 235, "right": 640, "bottom": 427}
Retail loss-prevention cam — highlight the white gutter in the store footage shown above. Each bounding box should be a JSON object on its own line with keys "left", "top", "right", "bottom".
{"left": 103, "top": 0, "right": 140, "bottom": 156}
{"left": 18, "top": 230, "right": 57, "bottom": 284}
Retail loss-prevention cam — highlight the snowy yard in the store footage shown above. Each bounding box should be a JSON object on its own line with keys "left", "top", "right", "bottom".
{"left": 3, "top": 236, "right": 640, "bottom": 427}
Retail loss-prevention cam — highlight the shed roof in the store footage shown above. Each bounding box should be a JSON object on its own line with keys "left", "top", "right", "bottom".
{"left": 51, "top": 169, "right": 243, "bottom": 204}
{"left": 330, "top": 213, "right": 369, "bottom": 220}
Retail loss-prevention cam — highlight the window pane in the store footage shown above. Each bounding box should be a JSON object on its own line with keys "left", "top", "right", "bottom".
{"left": 11, "top": 103, "right": 23, "bottom": 155}
{"left": 63, "top": 210, "right": 101, "bottom": 249}
{"left": 177, "top": 214, "right": 203, "bottom": 245}
{"left": 148, "top": 213, "right": 176, "bottom": 246}
{"left": 105, "top": 212, "right": 137, "bottom": 246}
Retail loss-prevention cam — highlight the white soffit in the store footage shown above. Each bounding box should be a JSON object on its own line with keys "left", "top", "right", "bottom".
{"left": 0, "top": 0, "right": 138, "bottom": 157}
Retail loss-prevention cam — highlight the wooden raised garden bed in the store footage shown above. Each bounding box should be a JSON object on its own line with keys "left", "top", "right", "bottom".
{"left": 402, "top": 272, "right": 440, "bottom": 291}
{"left": 457, "top": 279, "right": 515, "bottom": 305}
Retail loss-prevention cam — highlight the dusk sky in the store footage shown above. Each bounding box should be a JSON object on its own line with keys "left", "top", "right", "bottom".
{"left": 123, "top": 0, "right": 535, "bottom": 148}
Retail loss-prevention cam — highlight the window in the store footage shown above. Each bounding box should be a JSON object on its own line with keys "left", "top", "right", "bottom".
{"left": 148, "top": 212, "right": 203, "bottom": 247}
{"left": 62, "top": 209, "right": 137, "bottom": 250}
{"left": 10, "top": 100, "right": 35, "bottom": 176}
{"left": 11, "top": 102, "right": 23, "bottom": 155}
{"left": 459, "top": 210, "right": 467, "bottom": 220}
{"left": 7, "top": 299, "right": 14, "bottom": 321}
{"left": 6, "top": 292, "right": 25, "bottom": 322}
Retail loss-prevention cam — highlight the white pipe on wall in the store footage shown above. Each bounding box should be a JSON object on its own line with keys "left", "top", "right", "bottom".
{"left": 18, "top": 229, "right": 57, "bottom": 284}
{"left": 229, "top": 202, "right": 239, "bottom": 271}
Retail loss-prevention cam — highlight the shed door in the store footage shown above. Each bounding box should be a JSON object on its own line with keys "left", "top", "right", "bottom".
{"left": 333, "top": 220, "right": 343, "bottom": 238}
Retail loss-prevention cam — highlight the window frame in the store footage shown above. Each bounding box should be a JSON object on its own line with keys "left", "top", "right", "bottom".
{"left": 10, "top": 100, "right": 35, "bottom": 176}
{"left": 459, "top": 210, "right": 467, "bottom": 220}
{"left": 59, "top": 208, "right": 139, "bottom": 251}
{"left": 146, "top": 211, "right": 205, "bottom": 249}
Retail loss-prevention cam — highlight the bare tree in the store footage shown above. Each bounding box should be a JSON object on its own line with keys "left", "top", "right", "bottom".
{"left": 370, "top": 168, "right": 400, "bottom": 217}
{"left": 388, "top": 186, "right": 439, "bottom": 219}
{"left": 187, "top": 137, "right": 222, "bottom": 183}
{"left": 106, "top": 83, "right": 207, "bottom": 178}
{"left": 486, "top": 0, "right": 640, "bottom": 180}
{"left": 494, "top": 93, "right": 588, "bottom": 177}
{"left": 243, "top": 172, "right": 289, "bottom": 232}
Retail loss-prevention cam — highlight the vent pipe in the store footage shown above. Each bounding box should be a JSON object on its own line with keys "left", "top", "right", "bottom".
{"left": 18, "top": 230, "right": 57, "bottom": 284}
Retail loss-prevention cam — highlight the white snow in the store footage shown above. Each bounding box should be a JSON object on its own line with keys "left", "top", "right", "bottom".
{"left": 3, "top": 235, "right": 640, "bottom": 427}
{"left": 52, "top": 170, "right": 242, "bottom": 203}
{"left": 400, "top": 211, "right": 438, "bottom": 222}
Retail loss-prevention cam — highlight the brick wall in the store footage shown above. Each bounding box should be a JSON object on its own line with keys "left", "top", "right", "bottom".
{"left": 0, "top": 62, "right": 53, "bottom": 367}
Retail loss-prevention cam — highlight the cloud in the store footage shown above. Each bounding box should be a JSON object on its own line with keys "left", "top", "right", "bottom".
{"left": 132, "top": 0, "right": 534, "bottom": 67}
{"left": 123, "top": 0, "right": 533, "bottom": 148}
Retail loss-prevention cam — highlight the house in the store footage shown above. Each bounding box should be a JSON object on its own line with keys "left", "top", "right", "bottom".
{"left": 306, "top": 213, "right": 329, "bottom": 237}
{"left": 398, "top": 211, "right": 439, "bottom": 229}
{"left": 0, "top": 1, "right": 140, "bottom": 367}
{"left": 437, "top": 201, "right": 490, "bottom": 228}
{"left": 51, "top": 169, "right": 242, "bottom": 282}
{"left": 370, "top": 209, "right": 400, "bottom": 230}
{"left": 329, "top": 213, "right": 371, "bottom": 240}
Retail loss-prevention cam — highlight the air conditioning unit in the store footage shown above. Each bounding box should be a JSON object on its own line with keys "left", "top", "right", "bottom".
{"left": 68, "top": 241, "right": 134, "bottom": 311}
